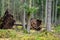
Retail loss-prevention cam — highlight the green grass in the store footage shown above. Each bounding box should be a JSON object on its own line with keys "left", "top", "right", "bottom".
{"left": 0, "top": 25, "right": 60, "bottom": 40}
{"left": 0, "top": 29, "right": 16, "bottom": 38}
{"left": 0, "top": 29, "right": 60, "bottom": 40}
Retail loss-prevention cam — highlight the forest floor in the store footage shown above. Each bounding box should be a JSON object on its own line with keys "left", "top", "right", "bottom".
{"left": 0, "top": 25, "right": 60, "bottom": 40}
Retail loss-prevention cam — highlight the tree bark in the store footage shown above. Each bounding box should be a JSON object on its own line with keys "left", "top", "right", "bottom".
{"left": 52, "top": 0, "right": 54, "bottom": 24}
{"left": 1, "top": 0, "right": 4, "bottom": 17}
{"left": 45, "top": 0, "right": 52, "bottom": 32}
{"left": 55, "top": 0, "right": 58, "bottom": 26}
{"left": 27, "top": 0, "right": 32, "bottom": 33}
{"left": 41, "top": 0, "right": 43, "bottom": 19}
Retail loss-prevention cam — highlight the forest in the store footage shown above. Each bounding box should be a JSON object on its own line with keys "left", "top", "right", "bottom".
{"left": 0, "top": 0, "right": 60, "bottom": 40}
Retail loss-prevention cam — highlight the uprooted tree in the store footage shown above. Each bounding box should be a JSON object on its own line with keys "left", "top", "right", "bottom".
{"left": 0, "top": 9, "right": 15, "bottom": 29}
{"left": 30, "top": 18, "right": 42, "bottom": 31}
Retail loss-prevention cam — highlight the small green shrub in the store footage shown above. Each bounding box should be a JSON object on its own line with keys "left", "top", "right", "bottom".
{"left": 23, "top": 29, "right": 28, "bottom": 34}
{"left": 55, "top": 25, "right": 60, "bottom": 33}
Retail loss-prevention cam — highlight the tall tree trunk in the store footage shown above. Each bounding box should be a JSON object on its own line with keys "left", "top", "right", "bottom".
{"left": 52, "top": 0, "right": 54, "bottom": 24}
{"left": 45, "top": 0, "right": 52, "bottom": 32}
{"left": 21, "top": 9, "right": 26, "bottom": 30}
{"left": 27, "top": 16, "right": 31, "bottom": 33}
{"left": 45, "top": 0, "right": 47, "bottom": 27}
{"left": 23, "top": 0, "right": 26, "bottom": 30}
{"left": 41, "top": 0, "right": 44, "bottom": 24}
{"left": 13, "top": 0, "right": 15, "bottom": 17}
{"left": 20, "top": 0, "right": 26, "bottom": 30}
{"left": 27, "top": 0, "right": 32, "bottom": 33}
{"left": 55, "top": 0, "right": 58, "bottom": 26}
{"left": 1, "top": 0, "right": 4, "bottom": 17}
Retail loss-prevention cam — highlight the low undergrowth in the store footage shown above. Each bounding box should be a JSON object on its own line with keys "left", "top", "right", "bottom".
{"left": 0, "top": 25, "right": 60, "bottom": 40}
{"left": 0, "top": 29, "right": 16, "bottom": 38}
{"left": 0, "top": 29, "right": 60, "bottom": 40}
